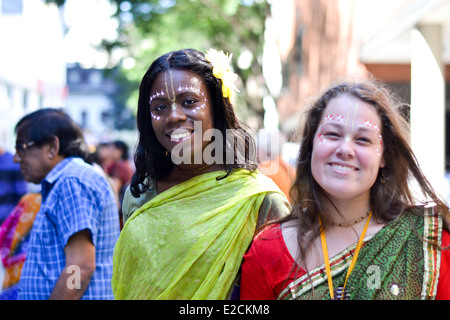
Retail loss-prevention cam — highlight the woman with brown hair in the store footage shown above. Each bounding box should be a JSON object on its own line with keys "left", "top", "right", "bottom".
{"left": 240, "top": 78, "right": 450, "bottom": 300}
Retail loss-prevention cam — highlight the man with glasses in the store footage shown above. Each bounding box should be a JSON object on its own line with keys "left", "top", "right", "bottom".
{"left": 13, "top": 108, "right": 120, "bottom": 300}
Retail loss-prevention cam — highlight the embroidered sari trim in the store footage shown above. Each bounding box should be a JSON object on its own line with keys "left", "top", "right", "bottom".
{"left": 421, "top": 206, "right": 442, "bottom": 299}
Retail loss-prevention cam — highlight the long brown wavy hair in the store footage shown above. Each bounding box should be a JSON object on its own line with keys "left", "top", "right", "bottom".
{"left": 281, "top": 78, "right": 450, "bottom": 269}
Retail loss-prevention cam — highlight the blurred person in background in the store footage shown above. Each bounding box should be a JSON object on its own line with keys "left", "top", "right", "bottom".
{"left": 107, "top": 140, "right": 133, "bottom": 189}
{"left": 106, "top": 140, "right": 133, "bottom": 229}
{"left": 13, "top": 108, "right": 120, "bottom": 300}
{"left": 88, "top": 142, "right": 120, "bottom": 205}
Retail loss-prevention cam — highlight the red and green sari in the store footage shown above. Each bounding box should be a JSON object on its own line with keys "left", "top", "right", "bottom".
{"left": 278, "top": 207, "right": 443, "bottom": 300}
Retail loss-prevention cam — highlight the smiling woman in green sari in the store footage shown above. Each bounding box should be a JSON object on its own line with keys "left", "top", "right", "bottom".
{"left": 240, "top": 78, "right": 450, "bottom": 300}
{"left": 111, "top": 49, "right": 290, "bottom": 300}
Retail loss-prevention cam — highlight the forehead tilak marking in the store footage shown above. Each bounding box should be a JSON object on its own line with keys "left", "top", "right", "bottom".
{"left": 350, "top": 103, "right": 359, "bottom": 131}
{"left": 148, "top": 73, "right": 205, "bottom": 105}
{"left": 164, "top": 70, "right": 176, "bottom": 103}
{"left": 164, "top": 71, "right": 177, "bottom": 111}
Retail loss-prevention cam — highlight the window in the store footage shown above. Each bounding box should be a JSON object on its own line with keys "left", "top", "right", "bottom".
{"left": 81, "top": 110, "right": 88, "bottom": 128}
{"left": 23, "top": 89, "right": 29, "bottom": 110}
{"left": 68, "top": 70, "right": 81, "bottom": 84}
{"left": 89, "top": 71, "right": 102, "bottom": 87}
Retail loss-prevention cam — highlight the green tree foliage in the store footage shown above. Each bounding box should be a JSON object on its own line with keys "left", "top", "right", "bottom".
{"left": 48, "top": 0, "right": 270, "bottom": 124}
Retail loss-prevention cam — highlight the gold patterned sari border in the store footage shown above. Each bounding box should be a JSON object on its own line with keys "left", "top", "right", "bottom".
{"left": 421, "top": 207, "right": 442, "bottom": 300}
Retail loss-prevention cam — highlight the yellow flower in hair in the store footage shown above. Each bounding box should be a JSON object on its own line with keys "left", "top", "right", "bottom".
{"left": 205, "top": 48, "right": 240, "bottom": 101}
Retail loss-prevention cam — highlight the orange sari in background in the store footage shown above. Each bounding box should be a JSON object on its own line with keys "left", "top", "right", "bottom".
{"left": 258, "top": 156, "right": 295, "bottom": 203}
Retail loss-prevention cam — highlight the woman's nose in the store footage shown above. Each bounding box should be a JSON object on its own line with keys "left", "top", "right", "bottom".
{"left": 336, "top": 138, "right": 355, "bottom": 158}
{"left": 166, "top": 103, "right": 187, "bottom": 123}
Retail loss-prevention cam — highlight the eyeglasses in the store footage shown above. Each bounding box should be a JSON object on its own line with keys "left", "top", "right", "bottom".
{"left": 15, "top": 141, "right": 36, "bottom": 157}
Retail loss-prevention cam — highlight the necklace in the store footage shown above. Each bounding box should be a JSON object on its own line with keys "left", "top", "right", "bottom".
{"left": 319, "top": 210, "right": 372, "bottom": 300}
{"left": 328, "top": 210, "right": 371, "bottom": 227}
{"left": 175, "top": 163, "right": 212, "bottom": 174}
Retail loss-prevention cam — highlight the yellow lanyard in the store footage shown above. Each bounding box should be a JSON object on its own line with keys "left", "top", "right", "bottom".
{"left": 319, "top": 211, "right": 372, "bottom": 299}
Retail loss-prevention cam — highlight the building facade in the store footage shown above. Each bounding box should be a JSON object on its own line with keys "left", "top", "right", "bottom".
{"left": 65, "top": 63, "right": 117, "bottom": 137}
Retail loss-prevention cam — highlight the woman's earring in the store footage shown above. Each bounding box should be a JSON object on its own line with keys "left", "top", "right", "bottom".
{"left": 165, "top": 150, "right": 169, "bottom": 157}
{"left": 380, "top": 170, "right": 386, "bottom": 184}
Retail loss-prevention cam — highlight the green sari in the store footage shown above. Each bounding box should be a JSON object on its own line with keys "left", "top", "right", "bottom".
{"left": 112, "top": 169, "right": 284, "bottom": 300}
{"left": 278, "top": 207, "right": 442, "bottom": 300}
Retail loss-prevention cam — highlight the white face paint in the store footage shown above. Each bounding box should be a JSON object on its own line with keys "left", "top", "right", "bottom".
{"left": 311, "top": 95, "right": 385, "bottom": 202}
{"left": 148, "top": 69, "right": 214, "bottom": 164}
{"left": 149, "top": 70, "right": 208, "bottom": 121}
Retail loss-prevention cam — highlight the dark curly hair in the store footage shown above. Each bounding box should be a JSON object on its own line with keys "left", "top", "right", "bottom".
{"left": 130, "top": 48, "right": 257, "bottom": 197}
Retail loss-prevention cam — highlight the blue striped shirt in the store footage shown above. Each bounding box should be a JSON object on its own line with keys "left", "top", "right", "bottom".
{"left": 18, "top": 157, "right": 120, "bottom": 300}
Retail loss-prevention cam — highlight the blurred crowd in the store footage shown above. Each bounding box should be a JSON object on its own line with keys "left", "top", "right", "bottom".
{"left": 89, "top": 140, "right": 134, "bottom": 228}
